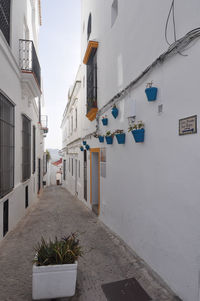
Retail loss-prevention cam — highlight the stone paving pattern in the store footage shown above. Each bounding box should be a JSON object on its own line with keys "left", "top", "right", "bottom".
{"left": 0, "top": 186, "right": 181, "bottom": 301}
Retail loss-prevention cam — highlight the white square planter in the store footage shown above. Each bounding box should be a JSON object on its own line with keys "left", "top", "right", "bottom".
{"left": 32, "top": 262, "right": 77, "bottom": 300}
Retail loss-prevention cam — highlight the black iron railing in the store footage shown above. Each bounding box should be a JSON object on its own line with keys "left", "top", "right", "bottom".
{"left": 19, "top": 39, "right": 41, "bottom": 89}
{"left": 0, "top": 0, "right": 11, "bottom": 45}
{"left": 41, "top": 115, "right": 48, "bottom": 133}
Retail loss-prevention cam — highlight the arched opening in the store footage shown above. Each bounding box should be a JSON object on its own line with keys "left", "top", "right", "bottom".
{"left": 87, "top": 13, "right": 92, "bottom": 40}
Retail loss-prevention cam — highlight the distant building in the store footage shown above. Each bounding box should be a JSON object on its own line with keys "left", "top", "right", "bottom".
{"left": 0, "top": 1, "right": 48, "bottom": 240}
{"left": 61, "top": 1, "right": 200, "bottom": 301}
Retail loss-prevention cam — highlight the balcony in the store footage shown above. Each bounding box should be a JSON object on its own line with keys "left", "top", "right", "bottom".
{"left": 19, "top": 39, "right": 41, "bottom": 97}
{"left": 41, "top": 115, "right": 48, "bottom": 134}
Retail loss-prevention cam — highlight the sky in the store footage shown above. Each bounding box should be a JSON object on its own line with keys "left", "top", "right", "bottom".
{"left": 39, "top": 0, "right": 81, "bottom": 150}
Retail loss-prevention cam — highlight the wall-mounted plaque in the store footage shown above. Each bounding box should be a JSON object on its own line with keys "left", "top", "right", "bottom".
{"left": 179, "top": 115, "right": 197, "bottom": 135}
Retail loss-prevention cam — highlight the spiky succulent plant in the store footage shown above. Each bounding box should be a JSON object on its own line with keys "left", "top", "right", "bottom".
{"left": 33, "top": 233, "right": 82, "bottom": 266}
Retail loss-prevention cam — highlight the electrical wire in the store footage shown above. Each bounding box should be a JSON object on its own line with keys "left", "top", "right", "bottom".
{"left": 165, "top": 0, "right": 175, "bottom": 46}
{"left": 165, "top": 0, "right": 187, "bottom": 56}
{"left": 80, "top": 27, "right": 200, "bottom": 141}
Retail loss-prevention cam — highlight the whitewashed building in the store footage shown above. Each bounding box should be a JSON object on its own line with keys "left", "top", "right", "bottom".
{"left": 61, "top": 1, "right": 200, "bottom": 300}
{"left": 0, "top": 0, "right": 47, "bottom": 241}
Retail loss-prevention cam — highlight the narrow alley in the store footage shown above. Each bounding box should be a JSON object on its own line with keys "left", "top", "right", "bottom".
{"left": 0, "top": 186, "right": 180, "bottom": 301}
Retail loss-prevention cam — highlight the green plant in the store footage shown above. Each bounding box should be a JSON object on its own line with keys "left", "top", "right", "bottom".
{"left": 146, "top": 81, "right": 153, "bottom": 88}
{"left": 105, "top": 131, "right": 113, "bottom": 137}
{"left": 46, "top": 150, "right": 51, "bottom": 162}
{"left": 33, "top": 233, "right": 82, "bottom": 266}
{"left": 114, "top": 129, "right": 124, "bottom": 134}
{"left": 128, "top": 121, "right": 144, "bottom": 132}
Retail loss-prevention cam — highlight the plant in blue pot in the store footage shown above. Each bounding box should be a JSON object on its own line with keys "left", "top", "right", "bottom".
{"left": 102, "top": 115, "right": 108, "bottom": 126}
{"left": 111, "top": 104, "right": 118, "bottom": 119}
{"left": 85, "top": 144, "right": 90, "bottom": 150}
{"left": 129, "top": 121, "right": 145, "bottom": 143}
{"left": 105, "top": 131, "right": 114, "bottom": 145}
{"left": 98, "top": 135, "right": 104, "bottom": 143}
{"left": 115, "top": 129, "right": 126, "bottom": 144}
{"left": 83, "top": 141, "right": 87, "bottom": 145}
{"left": 80, "top": 146, "right": 84, "bottom": 151}
{"left": 145, "top": 81, "right": 158, "bottom": 101}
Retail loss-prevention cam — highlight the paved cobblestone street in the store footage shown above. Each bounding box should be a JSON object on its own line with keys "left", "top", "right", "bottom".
{"left": 0, "top": 186, "right": 180, "bottom": 301}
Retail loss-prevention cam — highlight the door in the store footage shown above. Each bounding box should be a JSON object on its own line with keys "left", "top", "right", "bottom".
{"left": 75, "top": 159, "right": 78, "bottom": 195}
{"left": 84, "top": 150, "right": 87, "bottom": 201}
{"left": 3, "top": 200, "right": 9, "bottom": 237}
{"left": 90, "top": 149, "right": 100, "bottom": 216}
{"left": 25, "top": 185, "right": 28, "bottom": 208}
{"left": 38, "top": 158, "right": 41, "bottom": 194}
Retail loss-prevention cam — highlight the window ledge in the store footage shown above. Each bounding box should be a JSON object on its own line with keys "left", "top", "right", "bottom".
{"left": 83, "top": 41, "right": 99, "bottom": 65}
{"left": 86, "top": 108, "right": 98, "bottom": 121}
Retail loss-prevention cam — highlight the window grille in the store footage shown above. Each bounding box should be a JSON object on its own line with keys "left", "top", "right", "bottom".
{"left": 87, "top": 50, "right": 97, "bottom": 113}
{"left": 33, "top": 125, "right": 36, "bottom": 173}
{"left": 0, "top": 0, "right": 11, "bottom": 44}
{"left": 0, "top": 91, "right": 14, "bottom": 198}
{"left": 87, "top": 13, "right": 92, "bottom": 40}
{"left": 22, "top": 115, "right": 31, "bottom": 182}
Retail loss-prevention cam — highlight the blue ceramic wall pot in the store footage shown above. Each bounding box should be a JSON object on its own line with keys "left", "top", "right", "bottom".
{"left": 111, "top": 107, "right": 118, "bottom": 119}
{"left": 80, "top": 146, "right": 84, "bottom": 151}
{"left": 83, "top": 141, "right": 87, "bottom": 145}
{"left": 98, "top": 136, "right": 104, "bottom": 143}
{"left": 105, "top": 136, "right": 113, "bottom": 144}
{"left": 145, "top": 87, "right": 158, "bottom": 101}
{"left": 102, "top": 118, "right": 108, "bottom": 126}
{"left": 132, "top": 129, "right": 145, "bottom": 143}
{"left": 116, "top": 133, "right": 126, "bottom": 144}
{"left": 86, "top": 144, "right": 90, "bottom": 150}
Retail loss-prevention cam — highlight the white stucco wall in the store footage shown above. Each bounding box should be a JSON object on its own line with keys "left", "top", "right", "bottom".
{"left": 79, "top": 1, "right": 200, "bottom": 300}
{"left": 60, "top": 1, "right": 200, "bottom": 300}
{"left": 0, "top": 0, "right": 45, "bottom": 241}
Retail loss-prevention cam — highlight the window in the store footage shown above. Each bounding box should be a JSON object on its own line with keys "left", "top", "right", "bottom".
{"left": 75, "top": 108, "right": 77, "bottom": 129}
{"left": 22, "top": 115, "right": 31, "bottom": 182}
{"left": 3, "top": 199, "right": 8, "bottom": 236}
{"left": 33, "top": 126, "right": 36, "bottom": 173}
{"left": 43, "top": 153, "right": 47, "bottom": 175}
{"left": 71, "top": 116, "right": 73, "bottom": 134}
{"left": 71, "top": 158, "right": 73, "bottom": 176}
{"left": 87, "top": 50, "right": 97, "bottom": 114}
{"left": 0, "top": 91, "right": 14, "bottom": 198}
{"left": 69, "top": 157, "right": 70, "bottom": 172}
{"left": 79, "top": 160, "right": 80, "bottom": 178}
{"left": 63, "top": 160, "right": 66, "bottom": 180}
{"left": 0, "top": 0, "right": 11, "bottom": 44}
{"left": 25, "top": 186, "right": 28, "bottom": 208}
{"left": 67, "top": 118, "right": 70, "bottom": 137}
{"left": 111, "top": 0, "right": 118, "bottom": 27}
{"left": 87, "top": 13, "right": 92, "bottom": 40}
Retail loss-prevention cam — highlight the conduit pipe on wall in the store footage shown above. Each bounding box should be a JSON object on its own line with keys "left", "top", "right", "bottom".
{"left": 81, "top": 27, "right": 200, "bottom": 141}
